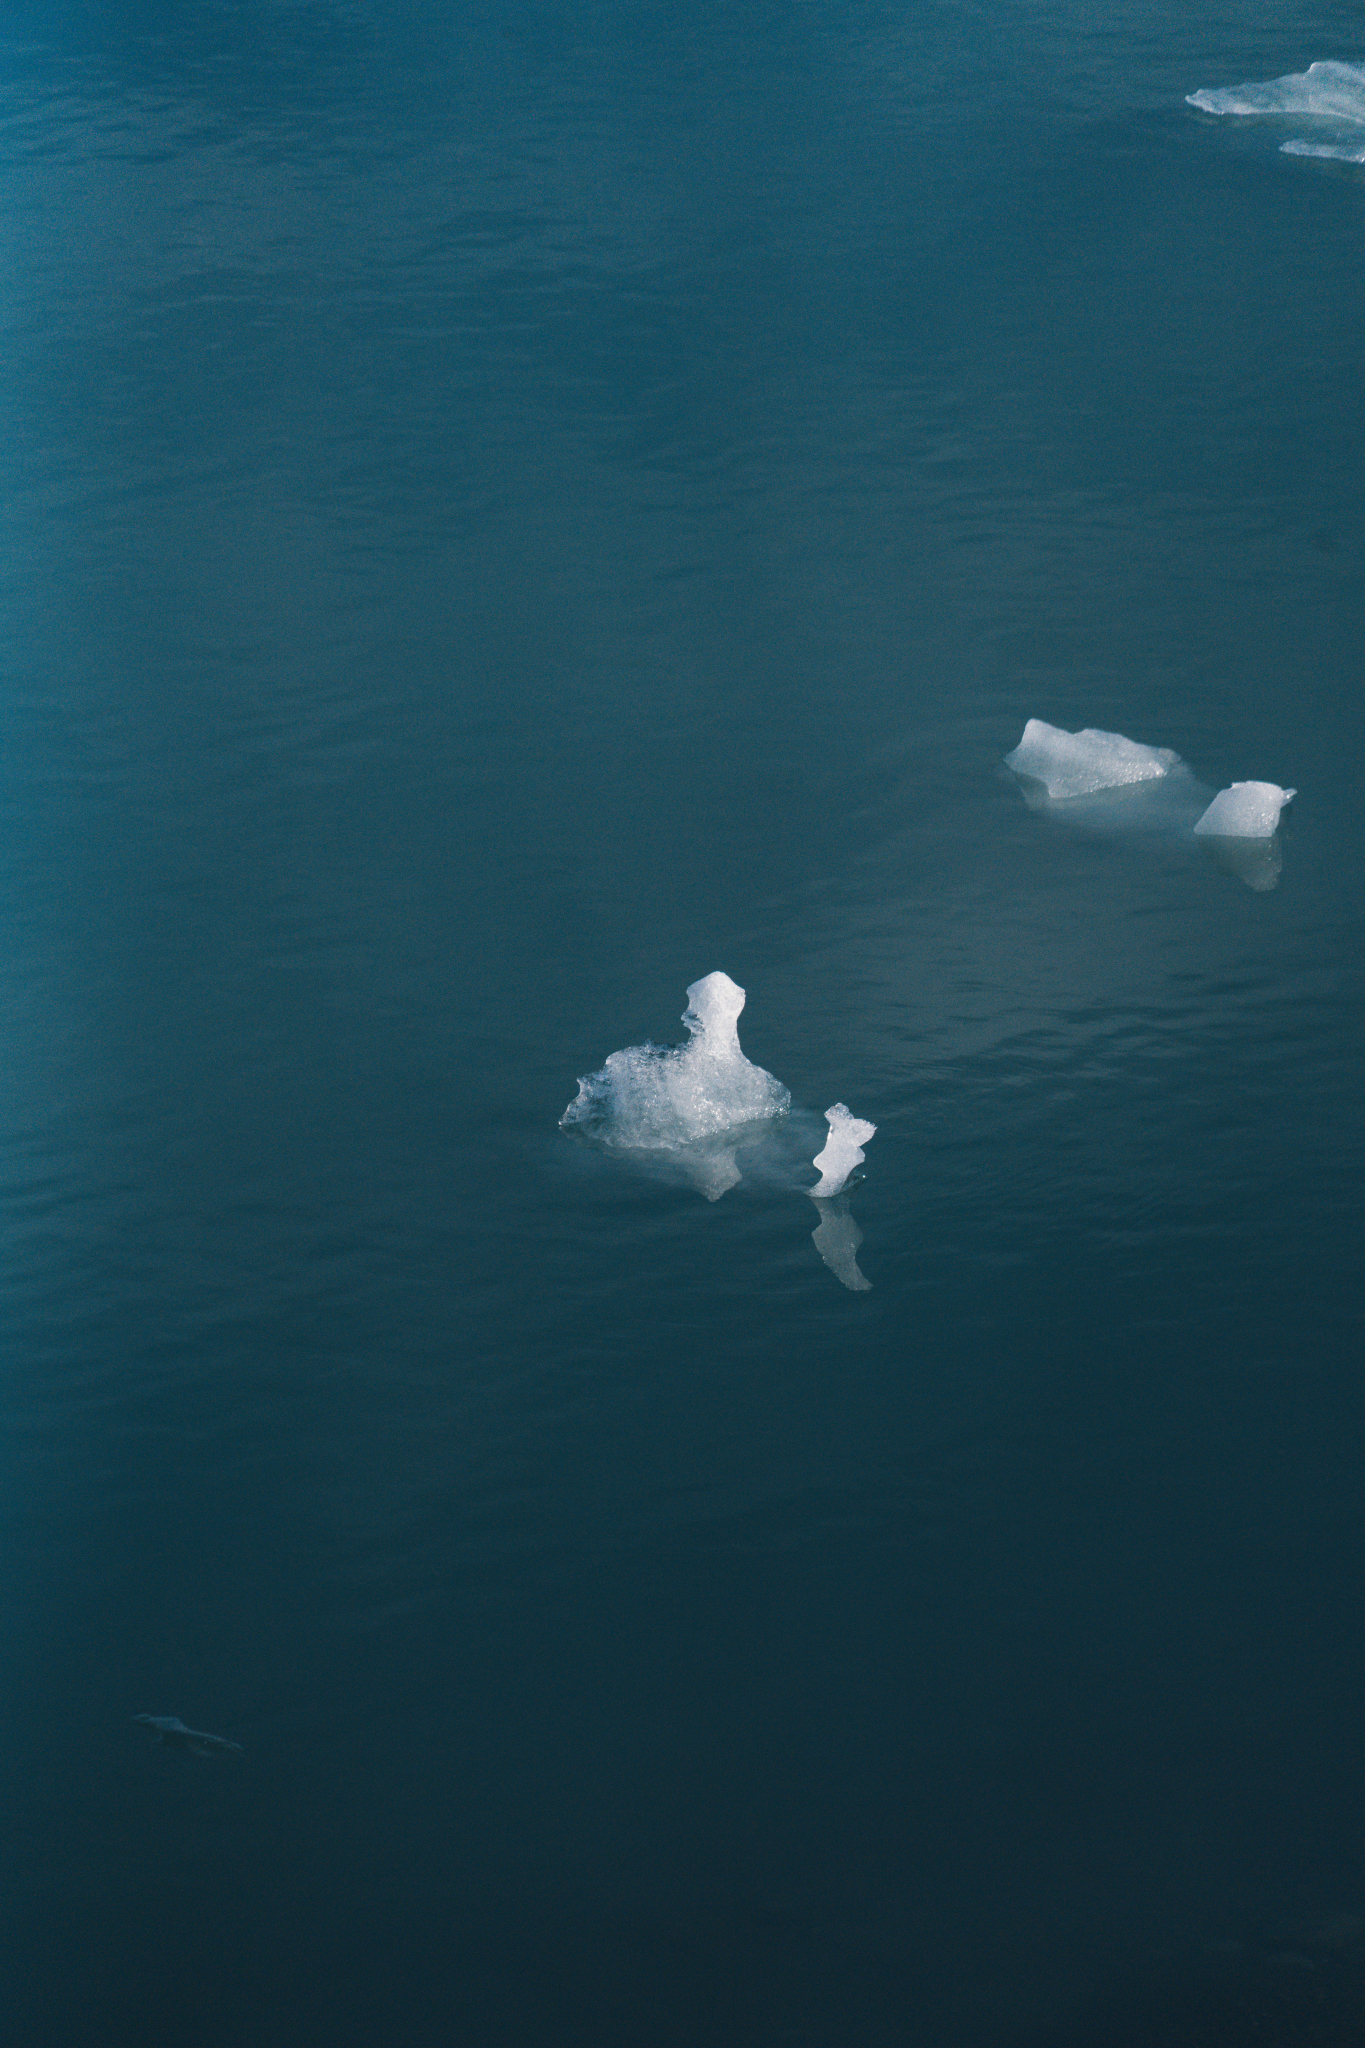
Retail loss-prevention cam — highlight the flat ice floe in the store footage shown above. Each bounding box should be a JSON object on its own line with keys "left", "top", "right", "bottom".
{"left": 1004, "top": 719, "right": 1186, "bottom": 800}
{"left": 1187, "top": 61, "right": 1365, "bottom": 161}
{"left": 560, "top": 972, "right": 790, "bottom": 1197}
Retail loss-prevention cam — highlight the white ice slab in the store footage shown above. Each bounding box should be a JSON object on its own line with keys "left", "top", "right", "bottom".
{"left": 1193, "top": 781, "right": 1296, "bottom": 838}
{"left": 1004, "top": 719, "right": 1185, "bottom": 800}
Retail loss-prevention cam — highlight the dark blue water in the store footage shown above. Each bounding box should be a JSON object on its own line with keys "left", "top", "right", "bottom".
{"left": 4, "top": 5, "right": 1364, "bottom": 2042}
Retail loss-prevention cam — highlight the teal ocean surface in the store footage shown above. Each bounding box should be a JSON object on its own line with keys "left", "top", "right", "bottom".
{"left": 3, "top": 4, "right": 1364, "bottom": 2041}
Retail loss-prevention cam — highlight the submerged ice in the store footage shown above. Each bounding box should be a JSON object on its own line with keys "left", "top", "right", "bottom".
{"left": 1187, "top": 61, "right": 1365, "bottom": 161}
{"left": 1198, "top": 831, "right": 1286, "bottom": 893}
{"left": 560, "top": 972, "right": 791, "bottom": 1161}
{"left": 810, "top": 1104, "right": 876, "bottom": 1199}
{"left": 809, "top": 1196, "right": 872, "bottom": 1292}
{"left": 1004, "top": 719, "right": 1186, "bottom": 800}
{"left": 134, "top": 1714, "right": 243, "bottom": 1758}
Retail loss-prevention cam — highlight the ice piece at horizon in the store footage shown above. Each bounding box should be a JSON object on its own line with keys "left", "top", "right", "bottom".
{"left": 1004, "top": 719, "right": 1186, "bottom": 800}
{"left": 559, "top": 972, "right": 791, "bottom": 1170}
{"left": 810, "top": 1195, "right": 872, "bottom": 1291}
{"left": 810, "top": 1103, "right": 876, "bottom": 1199}
{"left": 1187, "top": 61, "right": 1365, "bottom": 158}
{"left": 134, "top": 1714, "right": 244, "bottom": 1758}
{"left": 1193, "top": 782, "right": 1296, "bottom": 838}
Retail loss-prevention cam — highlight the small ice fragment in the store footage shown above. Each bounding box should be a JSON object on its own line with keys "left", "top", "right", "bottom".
{"left": 1005, "top": 719, "right": 1185, "bottom": 799}
{"left": 810, "top": 1196, "right": 872, "bottom": 1291}
{"left": 1193, "top": 782, "right": 1296, "bottom": 838}
{"left": 560, "top": 972, "right": 791, "bottom": 1159}
{"left": 134, "top": 1714, "right": 244, "bottom": 1758}
{"left": 810, "top": 1103, "right": 875, "bottom": 1199}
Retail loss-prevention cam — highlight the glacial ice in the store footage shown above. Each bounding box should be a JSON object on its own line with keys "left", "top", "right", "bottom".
{"left": 1004, "top": 719, "right": 1186, "bottom": 800}
{"left": 134, "top": 1714, "right": 244, "bottom": 1758}
{"left": 810, "top": 1103, "right": 876, "bottom": 1199}
{"left": 1187, "top": 61, "right": 1365, "bottom": 161}
{"left": 809, "top": 1196, "right": 872, "bottom": 1292}
{"left": 560, "top": 972, "right": 791, "bottom": 1175}
{"left": 1193, "top": 781, "right": 1296, "bottom": 838}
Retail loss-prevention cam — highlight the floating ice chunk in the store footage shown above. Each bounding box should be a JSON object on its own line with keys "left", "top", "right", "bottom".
{"left": 1193, "top": 781, "right": 1296, "bottom": 838}
{"left": 810, "top": 1103, "right": 876, "bottom": 1199}
{"left": 1004, "top": 719, "right": 1186, "bottom": 800}
{"left": 134, "top": 1714, "right": 244, "bottom": 1758}
{"left": 809, "top": 1196, "right": 872, "bottom": 1291}
{"left": 560, "top": 973, "right": 791, "bottom": 1166}
{"left": 1188, "top": 61, "right": 1365, "bottom": 158}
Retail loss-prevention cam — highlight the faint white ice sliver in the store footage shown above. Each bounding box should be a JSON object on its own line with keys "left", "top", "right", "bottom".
{"left": 1187, "top": 59, "right": 1365, "bottom": 158}
{"left": 1282, "top": 137, "right": 1365, "bottom": 162}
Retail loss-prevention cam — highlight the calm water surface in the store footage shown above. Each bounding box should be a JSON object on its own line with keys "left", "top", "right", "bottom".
{"left": 3, "top": 3, "right": 1364, "bottom": 2042}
